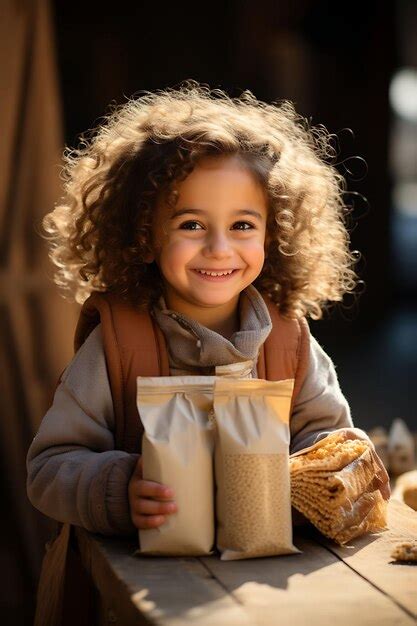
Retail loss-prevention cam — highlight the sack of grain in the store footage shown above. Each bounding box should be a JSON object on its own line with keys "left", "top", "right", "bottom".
{"left": 136, "top": 376, "right": 216, "bottom": 556}
{"left": 213, "top": 377, "right": 300, "bottom": 560}
{"left": 290, "top": 431, "right": 388, "bottom": 545}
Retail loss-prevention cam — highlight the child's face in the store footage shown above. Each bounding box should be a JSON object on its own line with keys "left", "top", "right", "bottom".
{"left": 148, "top": 154, "right": 269, "bottom": 322}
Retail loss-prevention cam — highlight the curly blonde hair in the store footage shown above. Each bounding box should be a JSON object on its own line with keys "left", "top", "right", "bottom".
{"left": 42, "top": 79, "right": 360, "bottom": 320}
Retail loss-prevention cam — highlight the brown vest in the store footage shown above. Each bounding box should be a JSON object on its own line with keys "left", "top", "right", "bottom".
{"left": 73, "top": 290, "right": 310, "bottom": 453}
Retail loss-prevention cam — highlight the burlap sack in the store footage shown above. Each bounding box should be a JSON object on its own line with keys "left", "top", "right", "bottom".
{"left": 213, "top": 377, "right": 300, "bottom": 560}
{"left": 136, "top": 376, "right": 216, "bottom": 556}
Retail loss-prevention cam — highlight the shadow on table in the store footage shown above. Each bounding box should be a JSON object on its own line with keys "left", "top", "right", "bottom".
{"left": 189, "top": 525, "right": 381, "bottom": 594}
{"left": 300, "top": 522, "right": 385, "bottom": 558}
{"left": 100, "top": 523, "right": 387, "bottom": 620}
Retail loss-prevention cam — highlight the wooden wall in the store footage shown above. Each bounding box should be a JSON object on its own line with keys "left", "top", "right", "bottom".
{"left": 0, "top": 0, "right": 79, "bottom": 615}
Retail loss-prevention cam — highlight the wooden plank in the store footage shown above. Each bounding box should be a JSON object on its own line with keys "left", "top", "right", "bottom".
{"left": 309, "top": 499, "right": 417, "bottom": 620}
{"left": 201, "top": 531, "right": 416, "bottom": 626}
{"left": 76, "top": 528, "right": 252, "bottom": 626}
{"left": 76, "top": 500, "right": 417, "bottom": 626}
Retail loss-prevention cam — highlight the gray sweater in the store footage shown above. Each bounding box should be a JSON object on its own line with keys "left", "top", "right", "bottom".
{"left": 26, "top": 284, "right": 361, "bottom": 536}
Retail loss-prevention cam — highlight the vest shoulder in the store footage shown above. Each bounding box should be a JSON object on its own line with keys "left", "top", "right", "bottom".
{"left": 75, "top": 292, "right": 153, "bottom": 351}
{"left": 81, "top": 291, "right": 150, "bottom": 312}
{"left": 260, "top": 293, "right": 309, "bottom": 336}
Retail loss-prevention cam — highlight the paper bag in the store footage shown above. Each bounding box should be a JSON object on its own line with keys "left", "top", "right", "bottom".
{"left": 136, "top": 376, "right": 216, "bottom": 556}
{"left": 213, "top": 377, "right": 300, "bottom": 560}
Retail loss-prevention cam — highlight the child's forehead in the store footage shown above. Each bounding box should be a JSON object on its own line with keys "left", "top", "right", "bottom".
{"left": 161, "top": 154, "right": 251, "bottom": 193}
{"left": 164, "top": 156, "right": 267, "bottom": 200}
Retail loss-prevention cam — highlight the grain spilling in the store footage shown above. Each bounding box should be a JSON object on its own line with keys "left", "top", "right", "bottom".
{"left": 391, "top": 540, "right": 417, "bottom": 563}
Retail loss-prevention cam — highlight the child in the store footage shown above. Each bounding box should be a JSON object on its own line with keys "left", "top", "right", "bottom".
{"left": 27, "top": 80, "right": 390, "bottom": 538}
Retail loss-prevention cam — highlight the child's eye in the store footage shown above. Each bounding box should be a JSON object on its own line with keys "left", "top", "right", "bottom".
{"left": 233, "top": 221, "right": 255, "bottom": 230}
{"left": 179, "top": 221, "right": 203, "bottom": 230}
{"left": 179, "top": 221, "right": 255, "bottom": 231}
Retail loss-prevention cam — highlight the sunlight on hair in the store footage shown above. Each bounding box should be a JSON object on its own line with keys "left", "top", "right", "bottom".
{"left": 41, "top": 79, "right": 361, "bottom": 320}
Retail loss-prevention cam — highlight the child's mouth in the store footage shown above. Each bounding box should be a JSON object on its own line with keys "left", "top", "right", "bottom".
{"left": 191, "top": 269, "right": 239, "bottom": 282}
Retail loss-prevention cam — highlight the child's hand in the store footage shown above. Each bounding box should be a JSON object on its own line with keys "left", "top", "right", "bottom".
{"left": 128, "top": 456, "right": 178, "bottom": 529}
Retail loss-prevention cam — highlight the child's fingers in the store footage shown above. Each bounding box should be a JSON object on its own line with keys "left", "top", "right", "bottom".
{"left": 132, "top": 513, "right": 166, "bottom": 529}
{"left": 137, "top": 497, "right": 177, "bottom": 516}
{"left": 137, "top": 479, "right": 175, "bottom": 500}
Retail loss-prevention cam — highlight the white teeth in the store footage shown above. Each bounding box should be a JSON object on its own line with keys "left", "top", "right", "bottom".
{"left": 197, "top": 269, "right": 234, "bottom": 276}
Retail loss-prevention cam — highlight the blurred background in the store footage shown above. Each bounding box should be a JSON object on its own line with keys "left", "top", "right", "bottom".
{"left": 1, "top": 0, "right": 416, "bottom": 623}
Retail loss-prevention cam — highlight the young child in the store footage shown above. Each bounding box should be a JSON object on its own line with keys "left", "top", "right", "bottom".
{"left": 27, "top": 80, "right": 390, "bottom": 538}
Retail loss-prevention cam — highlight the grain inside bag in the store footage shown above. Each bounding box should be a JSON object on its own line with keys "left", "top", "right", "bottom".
{"left": 213, "top": 377, "right": 300, "bottom": 560}
{"left": 290, "top": 432, "right": 388, "bottom": 545}
{"left": 136, "top": 376, "right": 216, "bottom": 556}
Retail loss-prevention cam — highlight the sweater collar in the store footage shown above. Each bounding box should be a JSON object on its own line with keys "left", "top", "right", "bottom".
{"left": 151, "top": 284, "right": 272, "bottom": 373}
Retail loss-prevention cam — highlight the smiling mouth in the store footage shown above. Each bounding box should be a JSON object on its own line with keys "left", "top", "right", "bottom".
{"left": 193, "top": 269, "right": 238, "bottom": 276}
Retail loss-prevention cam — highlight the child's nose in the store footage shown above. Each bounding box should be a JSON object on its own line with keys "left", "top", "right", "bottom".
{"left": 203, "top": 230, "right": 233, "bottom": 257}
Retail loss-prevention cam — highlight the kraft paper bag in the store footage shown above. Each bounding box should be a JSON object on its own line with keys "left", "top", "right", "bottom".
{"left": 213, "top": 377, "right": 301, "bottom": 560}
{"left": 136, "top": 376, "right": 216, "bottom": 556}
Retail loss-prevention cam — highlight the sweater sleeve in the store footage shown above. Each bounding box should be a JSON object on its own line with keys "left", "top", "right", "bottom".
{"left": 289, "top": 334, "right": 362, "bottom": 455}
{"left": 26, "top": 324, "right": 138, "bottom": 536}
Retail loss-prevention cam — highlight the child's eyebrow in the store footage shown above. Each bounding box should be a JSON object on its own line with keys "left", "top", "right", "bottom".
{"left": 169, "top": 208, "right": 264, "bottom": 221}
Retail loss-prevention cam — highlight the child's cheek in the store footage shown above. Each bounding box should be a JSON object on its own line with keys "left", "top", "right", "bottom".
{"left": 243, "top": 239, "right": 267, "bottom": 260}
{"left": 159, "top": 239, "right": 197, "bottom": 271}
{"left": 167, "top": 238, "right": 199, "bottom": 257}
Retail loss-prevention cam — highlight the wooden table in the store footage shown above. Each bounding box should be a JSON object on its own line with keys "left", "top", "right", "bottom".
{"left": 75, "top": 499, "right": 417, "bottom": 626}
